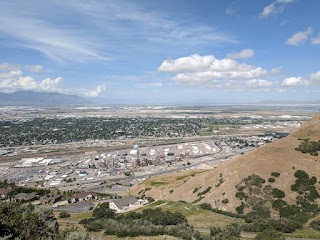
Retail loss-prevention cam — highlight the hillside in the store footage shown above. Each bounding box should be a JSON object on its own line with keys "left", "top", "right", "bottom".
{"left": 0, "top": 91, "right": 91, "bottom": 106}
{"left": 128, "top": 115, "right": 320, "bottom": 214}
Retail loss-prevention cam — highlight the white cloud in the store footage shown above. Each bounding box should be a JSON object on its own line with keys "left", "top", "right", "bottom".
{"left": 271, "top": 67, "right": 282, "bottom": 74}
{"left": 277, "top": 0, "right": 294, "bottom": 3}
{"left": 261, "top": 0, "right": 294, "bottom": 18}
{"left": 0, "top": 63, "right": 105, "bottom": 97}
{"left": 261, "top": 3, "right": 277, "bottom": 18}
{"left": 138, "top": 82, "right": 164, "bottom": 88}
{"left": 286, "top": 26, "right": 312, "bottom": 46}
{"left": 85, "top": 85, "right": 106, "bottom": 97}
{"left": 25, "top": 65, "right": 44, "bottom": 72}
{"left": 0, "top": 1, "right": 235, "bottom": 64}
{"left": 311, "top": 37, "right": 320, "bottom": 45}
{"left": 246, "top": 79, "right": 273, "bottom": 88}
{"left": 158, "top": 54, "right": 215, "bottom": 73}
{"left": 309, "top": 71, "right": 320, "bottom": 81}
{"left": 0, "top": 62, "right": 20, "bottom": 71}
{"left": 40, "top": 77, "right": 62, "bottom": 90}
{"left": 278, "top": 89, "right": 287, "bottom": 93}
{"left": 0, "top": 68, "right": 62, "bottom": 92}
{"left": 282, "top": 77, "right": 309, "bottom": 86}
{"left": 0, "top": 63, "right": 44, "bottom": 73}
{"left": 226, "top": 49, "right": 255, "bottom": 59}
{"left": 225, "top": 3, "right": 238, "bottom": 16}
{"left": 158, "top": 54, "right": 267, "bottom": 87}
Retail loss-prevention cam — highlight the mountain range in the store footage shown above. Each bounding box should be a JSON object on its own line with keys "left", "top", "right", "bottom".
{"left": 0, "top": 91, "right": 91, "bottom": 106}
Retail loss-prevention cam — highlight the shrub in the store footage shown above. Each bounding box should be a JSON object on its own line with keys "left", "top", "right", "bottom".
{"left": 242, "top": 220, "right": 272, "bottom": 232}
{"left": 236, "top": 202, "right": 245, "bottom": 214}
{"left": 245, "top": 203, "right": 271, "bottom": 222}
{"left": 254, "top": 228, "right": 285, "bottom": 240}
{"left": 235, "top": 191, "right": 246, "bottom": 200}
{"left": 199, "top": 203, "right": 212, "bottom": 210}
{"left": 272, "top": 199, "right": 288, "bottom": 210}
{"left": 146, "top": 196, "right": 155, "bottom": 203}
{"left": 63, "top": 231, "right": 91, "bottom": 240}
{"left": 272, "top": 188, "right": 285, "bottom": 198}
{"left": 197, "top": 187, "right": 211, "bottom": 196}
{"left": 193, "top": 187, "right": 199, "bottom": 193}
{"left": 310, "top": 219, "right": 320, "bottom": 230}
{"left": 59, "top": 211, "right": 71, "bottom": 218}
{"left": 294, "top": 170, "right": 309, "bottom": 180}
{"left": 141, "top": 208, "right": 187, "bottom": 225}
{"left": 192, "top": 197, "right": 204, "bottom": 204}
{"left": 271, "top": 172, "right": 280, "bottom": 177}
{"left": 93, "top": 203, "right": 115, "bottom": 219}
{"left": 268, "top": 178, "right": 275, "bottom": 183}
{"left": 295, "top": 140, "right": 320, "bottom": 155}
{"left": 271, "top": 218, "right": 302, "bottom": 233}
{"left": 85, "top": 220, "right": 104, "bottom": 232}
{"left": 221, "top": 198, "right": 229, "bottom": 204}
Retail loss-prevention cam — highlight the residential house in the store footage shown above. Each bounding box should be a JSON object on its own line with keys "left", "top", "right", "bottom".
{"left": 67, "top": 192, "right": 97, "bottom": 203}
{"left": 40, "top": 193, "right": 63, "bottom": 204}
{"left": 107, "top": 196, "right": 143, "bottom": 212}
{"left": 14, "top": 192, "right": 37, "bottom": 202}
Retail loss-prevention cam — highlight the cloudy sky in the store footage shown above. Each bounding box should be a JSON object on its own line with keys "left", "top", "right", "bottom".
{"left": 0, "top": 0, "right": 319, "bottom": 104}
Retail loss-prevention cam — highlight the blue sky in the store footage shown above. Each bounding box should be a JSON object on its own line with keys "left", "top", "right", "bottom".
{"left": 0, "top": 0, "right": 320, "bottom": 104}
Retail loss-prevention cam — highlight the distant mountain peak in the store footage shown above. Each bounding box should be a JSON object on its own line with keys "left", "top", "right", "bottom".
{"left": 0, "top": 91, "right": 92, "bottom": 106}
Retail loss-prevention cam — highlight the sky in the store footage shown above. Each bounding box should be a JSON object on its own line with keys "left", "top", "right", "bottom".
{"left": 0, "top": 0, "right": 320, "bottom": 104}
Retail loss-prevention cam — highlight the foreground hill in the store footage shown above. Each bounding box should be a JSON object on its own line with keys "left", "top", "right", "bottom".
{"left": 128, "top": 115, "right": 320, "bottom": 214}
{"left": 0, "top": 91, "right": 91, "bottom": 106}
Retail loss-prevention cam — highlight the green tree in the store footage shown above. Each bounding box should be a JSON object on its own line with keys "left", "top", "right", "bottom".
{"left": 59, "top": 211, "right": 71, "bottom": 218}
{"left": 92, "top": 203, "right": 115, "bottom": 219}
{"left": 0, "top": 202, "right": 59, "bottom": 240}
{"left": 255, "top": 229, "right": 285, "bottom": 240}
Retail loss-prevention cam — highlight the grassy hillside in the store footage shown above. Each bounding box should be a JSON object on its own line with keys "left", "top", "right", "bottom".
{"left": 133, "top": 200, "right": 244, "bottom": 230}
{"left": 128, "top": 115, "right": 320, "bottom": 213}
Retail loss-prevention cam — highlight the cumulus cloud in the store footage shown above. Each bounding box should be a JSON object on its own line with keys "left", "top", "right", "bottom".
{"left": 226, "top": 49, "right": 255, "bottom": 59}
{"left": 282, "top": 77, "right": 309, "bottom": 86}
{"left": 158, "top": 54, "right": 267, "bottom": 88}
{"left": 85, "top": 85, "right": 106, "bottom": 97}
{"left": 286, "top": 26, "right": 312, "bottom": 46}
{"left": 0, "top": 63, "right": 105, "bottom": 97}
{"left": 309, "top": 71, "right": 320, "bottom": 81}
{"left": 261, "top": 0, "right": 294, "bottom": 18}
{"left": 40, "top": 77, "right": 62, "bottom": 90}
{"left": 158, "top": 54, "right": 215, "bottom": 73}
{"left": 0, "top": 68, "right": 62, "bottom": 92}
